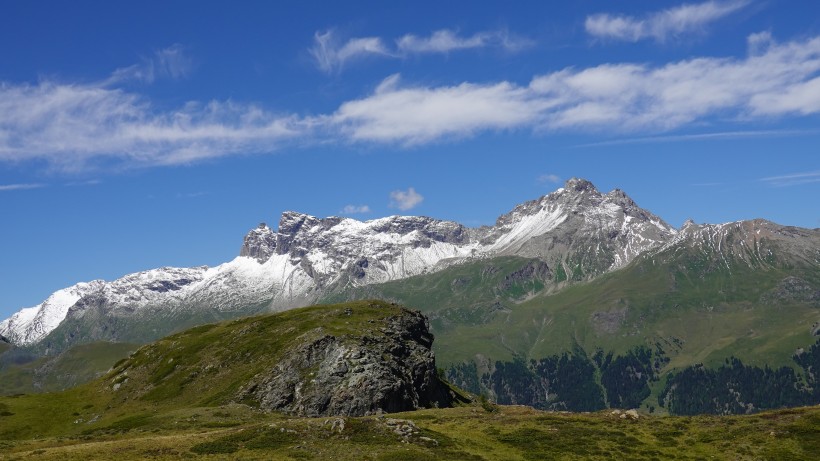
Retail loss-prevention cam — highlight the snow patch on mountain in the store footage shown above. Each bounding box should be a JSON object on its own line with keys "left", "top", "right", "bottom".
{"left": 488, "top": 205, "right": 567, "bottom": 253}
{"left": 1, "top": 178, "right": 680, "bottom": 348}
{"left": 0, "top": 282, "right": 100, "bottom": 345}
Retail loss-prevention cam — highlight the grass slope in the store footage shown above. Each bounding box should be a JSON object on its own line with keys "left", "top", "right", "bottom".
{"left": 0, "top": 401, "right": 818, "bottom": 460}
{"left": 327, "top": 253, "right": 819, "bottom": 372}
{"left": 0, "top": 300, "right": 429, "bottom": 440}
{"left": 1, "top": 300, "right": 818, "bottom": 459}
{"left": 0, "top": 342, "right": 138, "bottom": 396}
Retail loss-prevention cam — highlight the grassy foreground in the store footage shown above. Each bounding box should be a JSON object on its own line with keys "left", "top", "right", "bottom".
{"left": 2, "top": 300, "right": 818, "bottom": 459}
{"left": 0, "top": 402, "right": 818, "bottom": 460}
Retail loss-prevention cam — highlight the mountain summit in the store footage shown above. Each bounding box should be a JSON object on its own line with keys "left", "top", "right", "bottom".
{"left": 2, "top": 179, "right": 675, "bottom": 351}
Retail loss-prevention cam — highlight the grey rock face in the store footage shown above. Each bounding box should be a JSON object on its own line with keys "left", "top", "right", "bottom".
{"left": 244, "top": 177, "right": 676, "bottom": 292}
{"left": 761, "top": 276, "right": 820, "bottom": 307}
{"left": 241, "top": 308, "right": 452, "bottom": 416}
{"left": 240, "top": 223, "right": 277, "bottom": 263}
{"left": 655, "top": 219, "right": 820, "bottom": 270}
{"left": 480, "top": 178, "right": 677, "bottom": 283}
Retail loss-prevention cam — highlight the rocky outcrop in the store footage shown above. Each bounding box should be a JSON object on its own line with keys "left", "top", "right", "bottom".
{"left": 240, "top": 307, "right": 453, "bottom": 416}
{"left": 761, "top": 276, "right": 820, "bottom": 307}
{"left": 240, "top": 223, "right": 277, "bottom": 263}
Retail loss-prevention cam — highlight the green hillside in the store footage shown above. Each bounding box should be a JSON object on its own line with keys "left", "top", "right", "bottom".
{"left": 328, "top": 253, "right": 818, "bottom": 367}
{"left": 1, "top": 300, "right": 818, "bottom": 460}
{"left": 324, "top": 232, "right": 820, "bottom": 413}
{"left": 0, "top": 403, "right": 818, "bottom": 460}
{"left": 0, "top": 342, "right": 138, "bottom": 395}
{"left": 0, "top": 301, "right": 455, "bottom": 440}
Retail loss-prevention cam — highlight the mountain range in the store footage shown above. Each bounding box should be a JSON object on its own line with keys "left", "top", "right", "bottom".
{"left": 1, "top": 178, "right": 676, "bottom": 352}
{"left": 2, "top": 177, "right": 819, "bottom": 413}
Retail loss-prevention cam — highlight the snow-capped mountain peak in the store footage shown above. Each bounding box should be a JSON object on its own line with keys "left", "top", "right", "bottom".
{"left": 0, "top": 281, "right": 102, "bottom": 345}
{"left": 1, "top": 178, "right": 679, "bottom": 350}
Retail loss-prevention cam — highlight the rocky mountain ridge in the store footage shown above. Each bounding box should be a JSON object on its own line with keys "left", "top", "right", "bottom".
{"left": 654, "top": 218, "right": 820, "bottom": 269}
{"left": 1, "top": 178, "right": 686, "bottom": 351}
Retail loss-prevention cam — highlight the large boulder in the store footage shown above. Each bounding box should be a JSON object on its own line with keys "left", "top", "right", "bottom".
{"left": 239, "top": 307, "right": 452, "bottom": 416}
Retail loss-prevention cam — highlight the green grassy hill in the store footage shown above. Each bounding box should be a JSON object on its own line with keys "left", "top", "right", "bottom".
{"left": 1, "top": 300, "right": 818, "bottom": 460}
{"left": 0, "top": 301, "right": 456, "bottom": 440}
{"left": 324, "top": 224, "right": 820, "bottom": 413}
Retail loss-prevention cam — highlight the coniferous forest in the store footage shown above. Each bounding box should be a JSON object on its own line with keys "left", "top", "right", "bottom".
{"left": 447, "top": 338, "right": 820, "bottom": 415}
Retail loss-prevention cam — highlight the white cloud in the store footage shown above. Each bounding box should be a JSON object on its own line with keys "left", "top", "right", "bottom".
{"left": 331, "top": 34, "right": 820, "bottom": 142}
{"left": 65, "top": 179, "right": 101, "bottom": 186}
{"left": 0, "top": 183, "right": 44, "bottom": 191}
{"left": 747, "top": 31, "right": 774, "bottom": 56}
{"left": 750, "top": 77, "right": 820, "bottom": 116}
{"left": 761, "top": 170, "right": 820, "bottom": 187}
{"left": 3, "top": 34, "right": 820, "bottom": 173}
{"left": 331, "top": 74, "right": 546, "bottom": 144}
{"left": 340, "top": 204, "right": 371, "bottom": 214}
{"left": 396, "top": 29, "right": 530, "bottom": 54}
{"left": 538, "top": 174, "right": 561, "bottom": 184}
{"left": 310, "top": 30, "right": 391, "bottom": 74}
{"left": 108, "top": 44, "right": 192, "bottom": 84}
{"left": 585, "top": 1, "right": 750, "bottom": 43}
{"left": 0, "top": 80, "right": 303, "bottom": 172}
{"left": 574, "top": 129, "right": 817, "bottom": 147}
{"left": 389, "top": 188, "right": 423, "bottom": 211}
{"left": 310, "top": 28, "right": 528, "bottom": 73}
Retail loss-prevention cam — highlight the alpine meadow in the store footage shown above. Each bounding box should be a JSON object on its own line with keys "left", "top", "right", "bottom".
{"left": 2, "top": 1, "right": 820, "bottom": 459}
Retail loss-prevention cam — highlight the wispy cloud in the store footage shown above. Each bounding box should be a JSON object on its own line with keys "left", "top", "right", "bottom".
{"left": 3, "top": 34, "right": 820, "bottom": 172}
{"left": 65, "top": 179, "right": 101, "bottom": 187}
{"left": 331, "top": 34, "right": 820, "bottom": 143}
{"left": 389, "top": 187, "right": 423, "bottom": 211}
{"left": 176, "top": 191, "right": 209, "bottom": 199}
{"left": 309, "top": 30, "right": 392, "bottom": 74}
{"left": 107, "top": 44, "right": 193, "bottom": 84}
{"left": 0, "top": 183, "right": 44, "bottom": 191}
{"left": 537, "top": 174, "right": 561, "bottom": 184}
{"left": 761, "top": 170, "right": 820, "bottom": 187}
{"left": 0, "top": 78, "right": 303, "bottom": 172}
{"left": 331, "top": 73, "right": 542, "bottom": 144}
{"left": 340, "top": 204, "right": 371, "bottom": 214}
{"left": 310, "top": 28, "right": 528, "bottom": 73}
{"left": 585, "top": 1, "right": 750, "bottom": 43}
{"left": 574, "top": 129, "right": 818, "bottom": 148}
{"left": 397, "top": 29, "right": 530, "bottom": 54}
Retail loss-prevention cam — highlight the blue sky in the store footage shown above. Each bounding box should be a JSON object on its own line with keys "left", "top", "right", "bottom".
{"left": 1, "top": 0, "right": 819, "bottom": 318}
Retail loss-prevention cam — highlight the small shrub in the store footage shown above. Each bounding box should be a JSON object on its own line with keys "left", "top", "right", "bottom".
{"left": 479, "top": 395, "right": 497, "bottom": 413}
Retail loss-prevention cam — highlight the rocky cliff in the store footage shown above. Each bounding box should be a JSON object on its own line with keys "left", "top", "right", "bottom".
{"left": 240, "top": 306, "right": 452, "bottom": 416}
{"left": 103, "top": 301, "right": 457, "bottom": 417}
